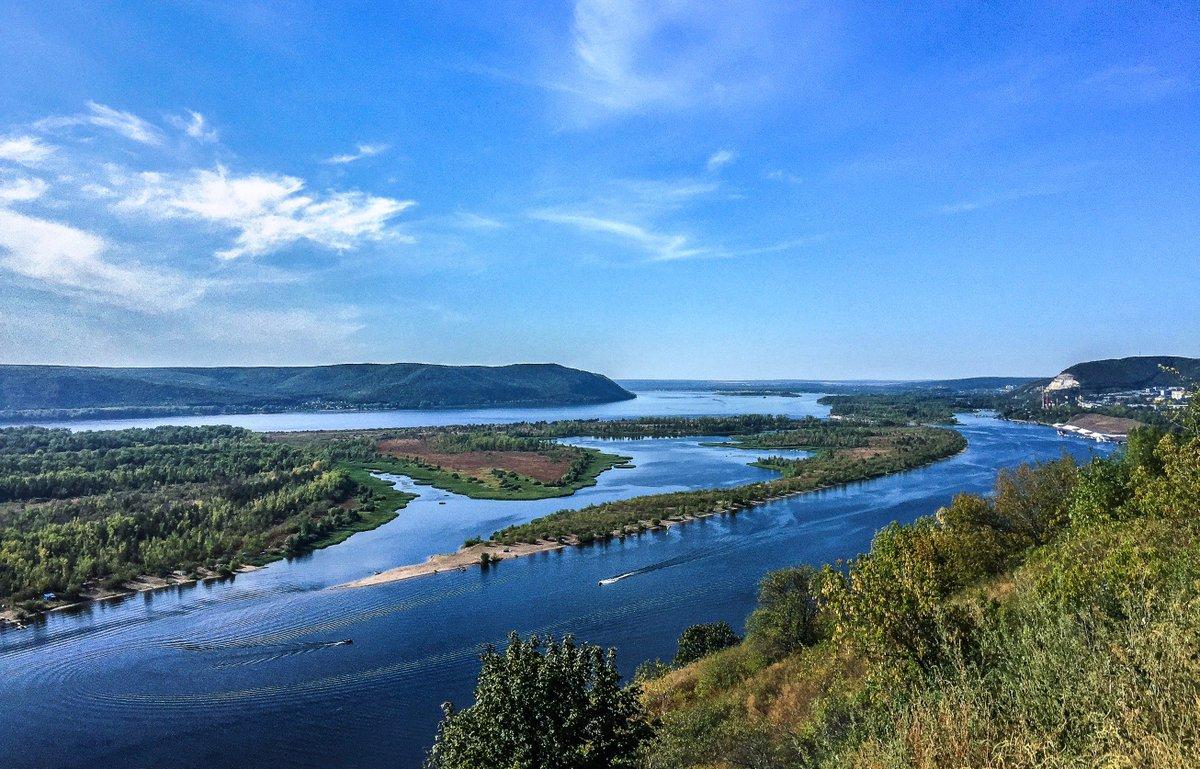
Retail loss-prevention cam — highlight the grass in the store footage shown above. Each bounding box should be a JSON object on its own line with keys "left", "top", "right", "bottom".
{"left": 637, "top": 431, "right": 1200, "bottom": 769}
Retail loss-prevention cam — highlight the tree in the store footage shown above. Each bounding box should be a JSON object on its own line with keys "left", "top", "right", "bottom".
{"left": 426, "top": 633, "right": 651, "bottom": 769}
{"left": 745, "top": 566, "right": 822, "bottom": 659}
{"left": 673, "top": 621, "right": 740, "bottom": 666}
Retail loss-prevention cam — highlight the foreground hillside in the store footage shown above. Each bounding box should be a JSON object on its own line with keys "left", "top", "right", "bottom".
{"left": 0, "top": 362, "right": 634, "bottom": 419}
{"left": 637, "top": 419, "right": 1200, "bottom": 768}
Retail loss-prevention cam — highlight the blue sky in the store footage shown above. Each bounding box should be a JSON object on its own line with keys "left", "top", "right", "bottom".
{"left": 0, "top": 1, "right": 1196, "bottom": 379}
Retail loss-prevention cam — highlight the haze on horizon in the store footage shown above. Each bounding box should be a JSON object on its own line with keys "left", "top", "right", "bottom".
{"left": 0, "top": 1, "right": 1196, "bottom": 381}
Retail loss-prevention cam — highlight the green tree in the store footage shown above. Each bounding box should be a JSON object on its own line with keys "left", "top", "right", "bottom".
{"left": 744, "top": 565, "right": 822, "bottom": 660}
{"left": 673, "top": 621, "right": 740, "bottom": 666}
{"left": 426, "top": 633, "right": 651, "bottom": 769}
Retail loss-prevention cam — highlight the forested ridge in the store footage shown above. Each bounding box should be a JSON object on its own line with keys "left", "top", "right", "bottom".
{"left": 0, "top": 362, "right": 634, "bottom": 418}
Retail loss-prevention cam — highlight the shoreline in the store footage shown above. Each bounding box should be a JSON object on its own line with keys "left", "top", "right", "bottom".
{"left": 337, "top": 444, "right": 970, "bottom": 590}
{"left": 0, "top": 565, "right": 262, "bottom": 630}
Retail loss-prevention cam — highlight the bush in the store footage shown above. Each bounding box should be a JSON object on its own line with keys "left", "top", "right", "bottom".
{"left": 745, "top": 565, "right": 823, "bottom": 660}
{"left": 674, "top": 621, "right": 740, "bottom": 666}
{"left": 427, "top": 633, "right": 650, "bottom": 769}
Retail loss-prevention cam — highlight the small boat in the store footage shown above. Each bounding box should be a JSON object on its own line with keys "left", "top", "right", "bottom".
{"left": 333, "top": 639, "right": 353, "bottom": 646}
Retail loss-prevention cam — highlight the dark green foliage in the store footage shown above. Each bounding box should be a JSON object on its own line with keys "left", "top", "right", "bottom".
{"left": 1056, "top": 355, "right": 1200, "bottom": 392}
{"left": 674, "top": 622, "right": 740, "bottom": 666}
{"left": 0, "top": 426, "right": 396, "bottom": 605}
{"left": 426, "top": 633, "right": 651, "bottom": 769}
{"left": 817, "top": 393, "right": 978, "bottom": 425}
{"left": 0, "top": 362, "right": 634, "bottom": 419}
{"left": 633, "top": 658, "right": 672, "bottom": 684}
{"left": 745, "top": 566, "right": 823, "bottom": 659}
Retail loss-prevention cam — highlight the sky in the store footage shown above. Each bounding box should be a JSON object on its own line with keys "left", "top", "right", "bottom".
{"left": 0, "top": 1, "right": 1196, "bottom": 379}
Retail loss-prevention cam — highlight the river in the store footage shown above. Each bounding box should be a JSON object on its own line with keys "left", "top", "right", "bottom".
{"left": 0, "top": 392, "right": 1113, "bottom": 768}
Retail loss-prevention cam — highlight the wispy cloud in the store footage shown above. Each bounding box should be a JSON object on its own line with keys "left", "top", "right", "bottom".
{"left": 1083, "top": 63, "right": 1192, "bottom": 105}
{"left": 705, "top": 149, "right": 737, "bottom": 172}
{"left": 0, "top": 176, "right": 48, "bottom": 203}
{"left": 106, "top": 166, "right": 414, "bottom": 259}
{"left": 323, "top": 143, "right": 388, "bottom": 164}
{"left": 0, "top": 209, "right": 202, "bottom": 312}
{"left": 0, "top": 135, "right": 55, "bottom": 166}
{"left": 453, "top": 211, "right": 506, "bottom": 230}
{"left": 553, "top": 0, "right": 831, "bottom": 120}
{"left": 530, "top": 209, "right": 707, "bottom": 261}
{"left": 936, "top": 185, "right": 1068, "bottom": 215}
{"left": 36, "top": 102, "right": 165, "bottom": 145}
{"left": 168, "top": 109, "right": 219, "bottom": 142}
{"left": 764, "top": 169, "right": 802, "bottom": 184}
{"left": 84, "top": 102, "right": 164, "bottom": 145}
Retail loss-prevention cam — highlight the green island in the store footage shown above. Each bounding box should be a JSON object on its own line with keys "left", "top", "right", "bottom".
{"left": 273, "top": 429, "right": 632, "bottom": 501}
{"left": 488, "top": 424, "right": 966, "bottom": 546}
{"left": 428, "top": 417, "right": 1200, "bottom": 769}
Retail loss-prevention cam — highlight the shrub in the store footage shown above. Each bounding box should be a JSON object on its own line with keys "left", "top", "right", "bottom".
{"left": 745, "top": 565, "right": 823, "bottom": 660}
{"left": 674, "top": 621, "right": 740, "bottom": 666}
{"left": 426, "top": 633, "right": 650, "bottom": 769}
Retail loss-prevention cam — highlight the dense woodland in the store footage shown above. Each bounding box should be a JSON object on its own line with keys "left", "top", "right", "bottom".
{"left": 0, "top": 426, "right": 400, "bottom": 609}
{"left": 817, "top": 393, "right": 970, "bottom": 424}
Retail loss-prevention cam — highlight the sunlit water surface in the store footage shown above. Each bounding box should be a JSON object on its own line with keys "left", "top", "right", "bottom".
{"left": 0, "top": 393, "right": 1114, "bottom": 768}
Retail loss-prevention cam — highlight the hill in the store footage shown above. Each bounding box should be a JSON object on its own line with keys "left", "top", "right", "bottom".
{"left": 621, "top": 377, "right": 1040, "bottom": 395}
{"left": 1040, "top": 355, "right": 1200, "bottom": 394}
{"left": 0, "top": 363, "right": 635, "bottom": 420}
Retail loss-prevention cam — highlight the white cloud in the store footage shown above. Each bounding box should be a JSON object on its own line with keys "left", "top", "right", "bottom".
{"left": 112, "top": 166, "right": 415, "bottom": 259}
{"left": 557, "top": 0, "right": 830, "bottom": 118}
{"left": 0, "top": 209, "right": 201, "bottom": 311}
{"left": 705, "top": 149, "right": 737, "bottom": 172}
{"left": 83, "top": 102, "right": 164, "bottom": 145}
{"left": 0, "top": 177, "right": 48, "bottom": 203}
{"left": 323, "top": 143, "right": 388, "bottom": 164}
{"left": 531, "top": 209, "right": 707, "bottom": 261}
{"left": 169, "top": 110, "right": 219, "bottom": 142}
{"left": 0, "top": 135, "right": 55, "bottom": 166}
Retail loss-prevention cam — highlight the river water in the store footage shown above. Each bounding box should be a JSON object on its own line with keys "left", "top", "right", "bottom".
{"left": 0, "top": 392, "right": 1113, "bottom": 768}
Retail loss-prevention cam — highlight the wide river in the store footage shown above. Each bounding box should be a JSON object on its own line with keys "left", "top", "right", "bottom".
{"left": 0, "top": 392, "right": 1113, "bottom": 768}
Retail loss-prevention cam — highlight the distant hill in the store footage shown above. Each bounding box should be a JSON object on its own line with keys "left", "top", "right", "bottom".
{"left": 0, "top": 363, "right": 635, "bottom": 420}
{"left": 1039, "top": 356, "right": 1200, "bottom": 394}
{"left": 620, "top": 377, "right": 1040, "bottom": 395}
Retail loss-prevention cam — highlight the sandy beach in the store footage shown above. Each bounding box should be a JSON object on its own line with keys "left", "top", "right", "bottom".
{"left": 338, "top": 509, "right": 738, "bottom": 589}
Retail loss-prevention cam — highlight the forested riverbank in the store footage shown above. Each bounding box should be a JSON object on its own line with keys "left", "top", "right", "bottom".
{"left": 0, "top": 425, "right": 413, "bottom": 620}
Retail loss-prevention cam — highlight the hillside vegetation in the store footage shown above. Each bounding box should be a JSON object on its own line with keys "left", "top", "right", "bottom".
{"left": 1054, "top": 355, "right": 1200, "bottom": 392}
{"left": 637, "top": 420, "right": 1200, "bottom": 768}
{"left": 0, "top": 362, "right": 634, "bottom": 419}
